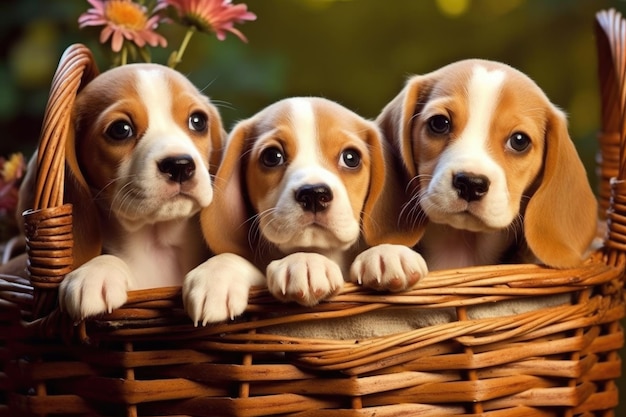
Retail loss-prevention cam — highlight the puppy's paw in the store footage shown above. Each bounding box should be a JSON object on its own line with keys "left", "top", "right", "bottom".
{"left": 267, "top": 252, "right": 344, "bottom": 306}
{"left": 350, "top": 244, "right": 428, "bottom": 291}
{"left": 58, "top": 254, "right": 132, "bottom": 321}
{"left": 183, "top": 253, "right": 265, "bottom": 326}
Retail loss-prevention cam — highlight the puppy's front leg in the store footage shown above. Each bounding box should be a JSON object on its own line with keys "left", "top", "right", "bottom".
{"left": 350, "top": 244, "right": 427, "bottom": 291}
{"left": 183, "top": 253, "right": 265, "bottom": 326}
{"left": 59, "top": 254, "right": 133, "bottom": 321}
{"left": 267, "top": 252, "right": 344, "bottom": 306}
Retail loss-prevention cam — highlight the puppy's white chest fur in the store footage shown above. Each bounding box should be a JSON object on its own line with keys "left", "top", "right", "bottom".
{"left": 419, "top": 223, "right": 513, "bottom": 270}
{"left": 108, "top": 219, "right": 204, "bottom": 289}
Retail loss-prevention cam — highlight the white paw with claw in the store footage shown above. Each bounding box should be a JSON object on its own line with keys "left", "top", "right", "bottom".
{"left": 183, "top": 253, "right": 265, "bottom": 326}
{"left": 350, "top": 244, "right": 427, "bottom": 291}
{"left": 59, "top": 254, "right": 131, "bottom": 321}
{"left": 267, "top": 252, "right": 344, "bottom": 306}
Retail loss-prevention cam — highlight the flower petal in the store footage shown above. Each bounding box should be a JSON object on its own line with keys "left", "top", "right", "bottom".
{"left": 111, "top": 29, "right": 125, "bottom": 52}
{"left": 86, "top": 0, "right": 105, "bottom": 13}
{"left": 99, "top": 25, "right": 114, "bottom": 44}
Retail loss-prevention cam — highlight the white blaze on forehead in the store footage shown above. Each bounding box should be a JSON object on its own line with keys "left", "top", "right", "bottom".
{"left": 458, "top": 65, "right": 506, "bottom": 152}
{"left": 134, "top": 68, "right": 200, "bottom": 158}
{"left": 288, "top": 98, "right": 321, "bottom": 165}
{"left": 436, "top": 64, "right": 507, "bottom": 177}
{"left": 136, "top": 69, "right": 175, "bottom": 133}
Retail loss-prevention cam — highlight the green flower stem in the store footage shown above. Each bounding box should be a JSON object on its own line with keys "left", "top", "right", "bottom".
{"left": 121, "top": 44, "right": 128, "bottom": 66}
{"left": 170, "top": 26, "right": 196, "bottom": 68}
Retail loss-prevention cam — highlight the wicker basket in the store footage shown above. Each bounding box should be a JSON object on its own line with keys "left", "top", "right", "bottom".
{"left": 1, "top": 9, "right": 626, "bottom": 417}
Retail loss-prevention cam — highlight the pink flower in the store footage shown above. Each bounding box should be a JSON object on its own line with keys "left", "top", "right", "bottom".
{"left": 78, "top": 0, "right": 168, "bottom": 53}
{"left": 162, "top": 0, "right": 256, "bottom": 42}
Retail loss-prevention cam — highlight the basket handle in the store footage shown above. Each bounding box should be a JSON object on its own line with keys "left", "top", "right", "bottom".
{"left": 595, "top": 10, "right": 626, "bottom": 259}
{"left": 23, "top": 44, "right": 99, "bottom": 318}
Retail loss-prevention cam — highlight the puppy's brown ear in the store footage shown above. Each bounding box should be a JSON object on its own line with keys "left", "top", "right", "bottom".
{"left": 361, "top": 122, "right": 423, "bottom": 246}
{"left": 376, "top": 76, "right": 425, "bottom": 179}
{"left": 360, "top": 122, "right": 386, "bottom": 244}
{"left": 371, "top": 76, "right": 430, "bottom": 247}
{"left": 201, "top": 119, "right": 254, "bottom": 259}
{"left": 207, "top": 104, "right": 227, "bottom": 175}
{"left": 65, "top": 112, "right": 103, "bottom": 268}
{"left": 524, "top": 108, "right": 597, "bottom": 268}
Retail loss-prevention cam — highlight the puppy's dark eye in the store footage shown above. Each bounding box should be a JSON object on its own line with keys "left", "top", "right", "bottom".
{"left": 260, "top": 146, "right": 285, "bottom": 167}
{"left": 508, "top": 132, "right": 531, "bottom": 152}
{"left": 340, "top": 148, "right": 361, "bottom": 169}
{"left": 427, "top": 115, "right": 451, "bottom": 135}
{"left": 106, "top": 120, "right": 134, "bottom": 140}
{"left": 189, "top": 112, "right": 208, "bottom": 132}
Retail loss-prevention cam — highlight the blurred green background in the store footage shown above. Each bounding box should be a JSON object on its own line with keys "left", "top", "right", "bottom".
{"left": 2, "top": 0, "right": 624, "bottom": 166}
{"left": 2, "top": 0, "right": 626, "bottom": 413}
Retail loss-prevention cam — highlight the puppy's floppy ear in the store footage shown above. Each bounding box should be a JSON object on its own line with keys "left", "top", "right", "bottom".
{"left": 201, "top": 119, "right": 254, "bottom": 259}
{"left": 524, "top": 108, "right": 597, "bottom": 268}
{"left": 65, "top": 105, "right": 103, "bottom": 268}
{"left": 361, "top": 122, "right": 422, "bottom": 246}
{"left": 359, "top": 122, "right": 386, "bottom": 244}
{"left": 377, "top": 76, "right": 426, "bottom": 179}
{"left": 372, "top": 75, "right": 431, "bottom": 246}
{"left": 207, "top": 104, "right": 227, "bottom": 174}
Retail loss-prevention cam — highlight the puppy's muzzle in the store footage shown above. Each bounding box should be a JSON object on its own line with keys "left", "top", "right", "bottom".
{"left": 158, "top": 155, "right": 196, "bottom": 183}
{"left": 295, "top": 183, "right": 333, "bottom": 213}
{"left": 453, "top": 172, "right": 490, "bottom": 202}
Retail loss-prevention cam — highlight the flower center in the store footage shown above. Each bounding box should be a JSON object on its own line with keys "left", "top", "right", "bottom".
{"left": 105, "top": 0, "right": 148, "bottom": 30}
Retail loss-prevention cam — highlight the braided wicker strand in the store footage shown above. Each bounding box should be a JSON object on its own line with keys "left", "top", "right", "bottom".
{"left": 23, "top": 204, "right": 73, "bottom": 317}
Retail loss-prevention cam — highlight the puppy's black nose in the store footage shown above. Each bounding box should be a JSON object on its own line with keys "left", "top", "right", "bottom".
{"left": 295, "top": 184, "right": 333, "bottom": 213}
{"left": 158, "top": 155, "right": 196, "bottom": 183}
{"left": 453, "top": 172, "right": 490, "bottom": 202}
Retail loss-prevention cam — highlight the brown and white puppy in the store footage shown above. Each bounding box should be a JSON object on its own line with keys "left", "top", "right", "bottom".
{"left": 183, "top": 97, "right": 426, "bottom": 325}
{"left": 376, "top": 59, "right": 597, "bottom": 270}
{"left": 30, "top": 63, "right": 225, "bottom": 320}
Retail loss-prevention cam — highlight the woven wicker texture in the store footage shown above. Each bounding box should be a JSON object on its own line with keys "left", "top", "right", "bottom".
{"left": 1, "top": 9, "right": 626, "bottom": 417}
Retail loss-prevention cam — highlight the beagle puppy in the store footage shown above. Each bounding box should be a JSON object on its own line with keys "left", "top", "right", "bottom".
{"left": 37, "top": 63, "right": 225, "bottom": 320}
{"left": 183, "top": 97, "right": 426, "bottom": 325}
{"left": 376, "top": 59, "right": 597, "bottom": 270}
